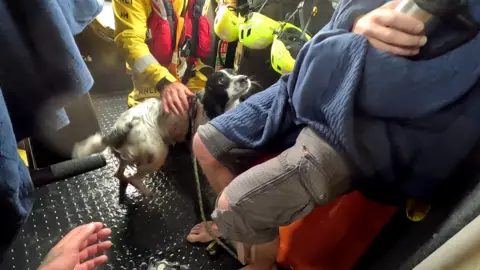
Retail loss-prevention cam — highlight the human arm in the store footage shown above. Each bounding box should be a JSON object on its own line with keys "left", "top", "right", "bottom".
{"left": 112, "top": 0, "right": 176, "bottom": 88}
{"left": 112, "top": 0, "right": 194, "bottom": 114}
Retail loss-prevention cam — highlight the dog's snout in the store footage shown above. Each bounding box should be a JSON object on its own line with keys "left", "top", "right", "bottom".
{"left": 237, "top": 75, "right": 248, "bottom": 84}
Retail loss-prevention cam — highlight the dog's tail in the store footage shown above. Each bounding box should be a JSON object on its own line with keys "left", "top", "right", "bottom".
{"left": 72, "top": 123, "right": 134, "bottom": 158}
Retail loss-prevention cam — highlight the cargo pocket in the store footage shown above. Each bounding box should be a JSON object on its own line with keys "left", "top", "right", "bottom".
{"left": 230, "top": 149, "right": 316, "bottom": 231}
{"left": 299, "top": 144, "right": 350, "bottom": 205}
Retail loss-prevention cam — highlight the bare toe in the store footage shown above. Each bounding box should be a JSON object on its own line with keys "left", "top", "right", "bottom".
{"left": 186, "top": 222, "right": 219, "bottom": 243}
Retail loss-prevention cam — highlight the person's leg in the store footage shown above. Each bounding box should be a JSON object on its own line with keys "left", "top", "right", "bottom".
{"left": 192, "top": 133, "right": 235, "bottom": 193}
{"left": 212, "top": 127, "right": 352, "bottom": 269}
{"left": 187, "top": 123, "right": 264, "bottom": 243}
{"left": 187, "top": 82, "right": 292, "bottom": 244}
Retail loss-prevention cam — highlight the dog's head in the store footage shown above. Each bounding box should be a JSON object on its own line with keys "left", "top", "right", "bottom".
{"left": 206, "top": 69, "right": 251, "bottom": 100}
{"left": 202, "top": 69, "right": 262, "bottom": 119}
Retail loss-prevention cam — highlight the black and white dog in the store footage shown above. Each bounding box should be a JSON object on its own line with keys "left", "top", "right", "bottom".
{"left": 72, "top": 69, "right": 263, "bottom": 201}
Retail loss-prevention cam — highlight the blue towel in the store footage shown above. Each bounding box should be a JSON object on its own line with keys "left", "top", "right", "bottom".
{"left": 211, "top": 0, "right": 480, "bottom": 202}
{"left": 0, "top": 90, "right": 33, "bottom": 260}
{"left": 0, "top": 0, "right": 102, "bottom": 259}
{"left": 0, "top": 0, "right": 103, "bottom": 140}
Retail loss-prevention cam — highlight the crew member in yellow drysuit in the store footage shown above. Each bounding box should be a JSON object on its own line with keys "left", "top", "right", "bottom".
{"left": 113, "top": 0, "right": 211, "bottom": 115}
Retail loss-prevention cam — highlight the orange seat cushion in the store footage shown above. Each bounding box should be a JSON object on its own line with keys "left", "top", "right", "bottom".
{"left": 254, "top": 154, "right": 398, "bottom": 270}
{"left": 277, "top": 191, "right": 398, "bottom": 269}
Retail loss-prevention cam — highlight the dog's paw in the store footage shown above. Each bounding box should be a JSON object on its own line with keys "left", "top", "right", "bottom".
{"left": 124, "top": 166, "right": 136, "bottom": 178}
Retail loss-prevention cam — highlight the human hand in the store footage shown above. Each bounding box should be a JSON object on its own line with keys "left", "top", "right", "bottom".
{"left": 38, "top": 222, "right": 112, "bottom": 270}
{"left": 161, "top": 81, "right": 196, "bottom": 115}
{"left": 352, "top": 0, "right": 428, "bottom": 56}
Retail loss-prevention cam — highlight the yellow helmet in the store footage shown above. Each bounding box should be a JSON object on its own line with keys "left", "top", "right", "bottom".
{"left": 238, "top": 12, "right": 280, "bottom": 50}
{"left": 270, "top": 22, "right": 311, "bottom": 75}
{"left": 214, "top": 5, "right": 242, "bottom": 42}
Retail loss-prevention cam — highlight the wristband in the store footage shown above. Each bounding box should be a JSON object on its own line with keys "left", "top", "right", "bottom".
{"left": 156, "top": 77, "right": 175, "bottom": 91}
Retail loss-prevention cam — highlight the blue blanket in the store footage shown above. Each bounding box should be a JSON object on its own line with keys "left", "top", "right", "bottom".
{"left": 211, "top": 0, "right": 480, "bottom": 202}
{"left": 0, "top": 0, "right": 102, "bottom": 259}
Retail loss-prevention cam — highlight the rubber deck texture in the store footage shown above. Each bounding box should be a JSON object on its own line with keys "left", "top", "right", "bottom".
{"left": 1, "top": 92, "right": 242, "bottom": 270}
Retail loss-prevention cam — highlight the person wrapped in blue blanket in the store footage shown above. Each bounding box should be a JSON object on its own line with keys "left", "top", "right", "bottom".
{"left": 0, "top": 0, "right": 102, "bottom": 262}
{"left": 186, "top": 0, "right": 480, "bottom": 269}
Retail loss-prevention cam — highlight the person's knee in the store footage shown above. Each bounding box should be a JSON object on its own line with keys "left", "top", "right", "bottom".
{"left": 212, "top": 192, "right": 278, "bottom": 245}
{"left": 216, "top": 192, "right": 230, "bottom": 211}
{"left": 192, "top": 132, "right": 218, "bottom": 166}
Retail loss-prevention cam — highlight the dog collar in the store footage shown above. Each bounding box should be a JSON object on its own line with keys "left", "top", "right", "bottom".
{"left": 195, "top": 91, "right": 204, "bottom": 101}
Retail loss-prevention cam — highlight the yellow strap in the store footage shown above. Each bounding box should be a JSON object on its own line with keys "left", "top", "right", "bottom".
{"left": 168, "top": 15, "right": 185, "bottom": 80}
{"left": 174, "top": 17, "right": 185, "bottom": 51}
{"left": 193, "top": 59, "right": 209, "bottom": 71}
{"left": 192, "top": 59, "right": 214, "bottom": 81}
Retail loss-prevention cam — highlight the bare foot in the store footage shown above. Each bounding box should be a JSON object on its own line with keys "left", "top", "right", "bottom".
{"left": 186, "top": 221, "right": 220, "bottom": 243}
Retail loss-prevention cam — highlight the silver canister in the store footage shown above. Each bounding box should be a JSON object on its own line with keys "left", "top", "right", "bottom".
{"left": 395, "top": 0, "right": 433, "bottom": 23}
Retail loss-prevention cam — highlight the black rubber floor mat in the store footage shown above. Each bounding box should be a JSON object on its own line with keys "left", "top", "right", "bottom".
{"left": 1, "top": 92, "right": 241, "bottom": 270}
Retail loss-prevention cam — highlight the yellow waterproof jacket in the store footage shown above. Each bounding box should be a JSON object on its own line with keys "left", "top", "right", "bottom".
{"left": 113, "top": 0, "right": 188, "bottom": 87}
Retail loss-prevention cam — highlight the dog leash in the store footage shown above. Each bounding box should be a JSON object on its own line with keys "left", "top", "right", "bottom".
{"left": 188, "top": 96, "right": 242, "bottom": 263}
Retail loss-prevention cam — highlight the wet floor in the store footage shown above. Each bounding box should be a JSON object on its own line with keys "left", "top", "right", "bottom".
{"left": 1, "top": 92, "right": 241, "bottom": 270}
